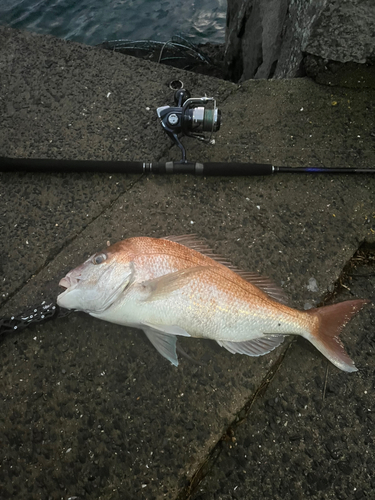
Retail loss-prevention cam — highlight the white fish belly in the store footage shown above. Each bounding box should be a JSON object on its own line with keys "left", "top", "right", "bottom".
{"left": 92, "top": 283, "right": 309, "bottom": 342}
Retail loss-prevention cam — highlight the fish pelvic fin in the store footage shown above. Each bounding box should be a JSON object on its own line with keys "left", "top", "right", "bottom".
{"left": 142, "top": 326, "right": 179, "bottom": 366}
{"left": 306, "top": 299, "right": 370, "bottom": 372}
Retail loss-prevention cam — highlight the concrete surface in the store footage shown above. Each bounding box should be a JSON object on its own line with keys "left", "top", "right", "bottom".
{"left": 192, "top": 253, "right": 375, "bottom": 500}
{"left": 0, "top": 26, "right": 374, "bottom": 500}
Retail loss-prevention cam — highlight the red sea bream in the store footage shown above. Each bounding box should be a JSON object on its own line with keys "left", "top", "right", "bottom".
{"left": 57, "top": 236, "right": 369, "bottom": 371}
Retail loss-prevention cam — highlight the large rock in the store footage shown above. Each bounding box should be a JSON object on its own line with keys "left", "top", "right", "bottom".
{"left": 224, "top": 0, "right": 375, "bottom": 82}
{"left": 304, "top": 0, "right": 375, "bottom": 87}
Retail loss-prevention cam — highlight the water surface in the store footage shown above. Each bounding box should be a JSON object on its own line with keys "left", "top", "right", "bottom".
{"left": 0, "top": 0, "right": 226, "bottom": 45}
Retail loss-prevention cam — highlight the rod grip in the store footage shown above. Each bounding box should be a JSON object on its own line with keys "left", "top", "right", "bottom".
{"left": 0, "top": 157, "right": 145, "bottom": 173}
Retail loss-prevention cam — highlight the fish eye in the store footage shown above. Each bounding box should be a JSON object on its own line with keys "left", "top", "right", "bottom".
{"left": 92, "top": 253, "right": 107, "bottom": 265}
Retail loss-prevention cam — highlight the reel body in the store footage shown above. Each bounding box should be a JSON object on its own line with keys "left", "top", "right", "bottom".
{"left": 157, "top": 89, "right": 221, "bottom": 162}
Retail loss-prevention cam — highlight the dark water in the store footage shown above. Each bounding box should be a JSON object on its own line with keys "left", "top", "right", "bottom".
{"left": 0, "top": 0, "right": 226, "bottom": 45}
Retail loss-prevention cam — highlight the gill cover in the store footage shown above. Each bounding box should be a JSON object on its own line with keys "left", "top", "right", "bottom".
{"left": 57, "top": 259, "right": 135, "bottom": 314}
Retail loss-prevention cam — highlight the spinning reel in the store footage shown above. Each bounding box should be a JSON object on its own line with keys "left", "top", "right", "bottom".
{"left": 157, "top": 86, "right": 221, "bottom": 162}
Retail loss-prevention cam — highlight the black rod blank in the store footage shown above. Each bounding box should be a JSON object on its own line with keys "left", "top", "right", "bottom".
{"left": 0, "top": 156, "right": 374, "bottom": 176}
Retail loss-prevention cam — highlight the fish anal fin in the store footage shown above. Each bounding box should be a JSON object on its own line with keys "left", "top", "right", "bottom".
{"left": 162, "top": 235, "right": 287, "bottom": 304}
{"left": 218, "top": 336, "right": 284, "bottom": 357}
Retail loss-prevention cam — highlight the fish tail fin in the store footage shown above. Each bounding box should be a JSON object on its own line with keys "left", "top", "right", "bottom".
{"left": 306, "top": 299, "right": 370, "bottom": 372}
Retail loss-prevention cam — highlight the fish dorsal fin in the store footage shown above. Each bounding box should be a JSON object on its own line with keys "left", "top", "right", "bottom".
{"left": 217, "top": 336, "right": 284, "bottom": 357}
{"left": 142, "top": 326, "right": 179, "bottom": 366}
{"left": 231, "top": 272, "right": 287, "bottom": 305}
{"left": 163, "top": 234, "right": 218, "bottom": 257}
{"left": 163, "top": 235, "right": 287, "bottom": 305}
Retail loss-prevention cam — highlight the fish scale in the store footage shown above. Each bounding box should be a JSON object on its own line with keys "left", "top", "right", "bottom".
{"left": 128, "top": 267, "right": 307, "bottom": 342}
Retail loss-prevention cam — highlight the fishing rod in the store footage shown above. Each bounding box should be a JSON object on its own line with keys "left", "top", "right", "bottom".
{"left": 1, "top": 86, "right": 374, "bottom": 336}
{"left": 1, "top": 156, "right": 374, "bottom": 175}
{"left": 1, "top": 86, "right": 374, "bottom": 175}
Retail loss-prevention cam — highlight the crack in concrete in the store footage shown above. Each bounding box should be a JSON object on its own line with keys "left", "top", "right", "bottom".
{"left": 0, "top": 174, "right": 144, "bottom": 312}
{"left": 320, "top": 241, "right": 375, "bottom": 306}
{"left": 176, "top": 342, "right": 293, "bottom": 500}
{"left": 175, "top": 242, "right": 375, "bottom": 500}
{"left": 1, "top": 219, "right": 373, "bottom": 492}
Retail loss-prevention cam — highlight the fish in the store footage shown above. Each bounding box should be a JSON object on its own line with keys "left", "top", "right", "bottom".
{"left": 57, "top": 235, "right": 369, "bottom": 372}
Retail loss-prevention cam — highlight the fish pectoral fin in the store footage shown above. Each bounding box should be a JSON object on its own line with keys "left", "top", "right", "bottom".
{"left": 217, "top": 336, "right": 284, "bottom": 357}
{"left": 142, "top": 326, "right": 179, "bottom": 366}
{"left": 141, "top": 322, "right": 191, "bottom": 337}
{"left": 140, "top": 266, "right": 209, "bottom": 302}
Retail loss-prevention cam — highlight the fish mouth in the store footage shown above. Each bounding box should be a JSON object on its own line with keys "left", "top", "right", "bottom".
{"left": 57, "top": 275, "right": 81, "bottom": 308}
{"left": 58, "top": 275, "right": 80, "bottom": 291}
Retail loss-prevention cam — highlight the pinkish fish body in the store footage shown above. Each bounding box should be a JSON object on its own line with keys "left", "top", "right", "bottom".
{"left": 57, "top": 236, "right": 369, "bottom": 371}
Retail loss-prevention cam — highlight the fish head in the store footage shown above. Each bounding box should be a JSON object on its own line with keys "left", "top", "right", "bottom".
{"left": 57, "top": 246, "right": 135, "bottom": 314}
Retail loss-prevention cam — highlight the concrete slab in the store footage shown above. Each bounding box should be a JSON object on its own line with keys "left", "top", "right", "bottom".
{"left": 192, "top": 253, "right": 375, "bottom": 500}
{"left": 0, "top": 25, "right": 233, "bottom": 304}
{"left": 0, "top": 26, "right": 374, "bottom": 500}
